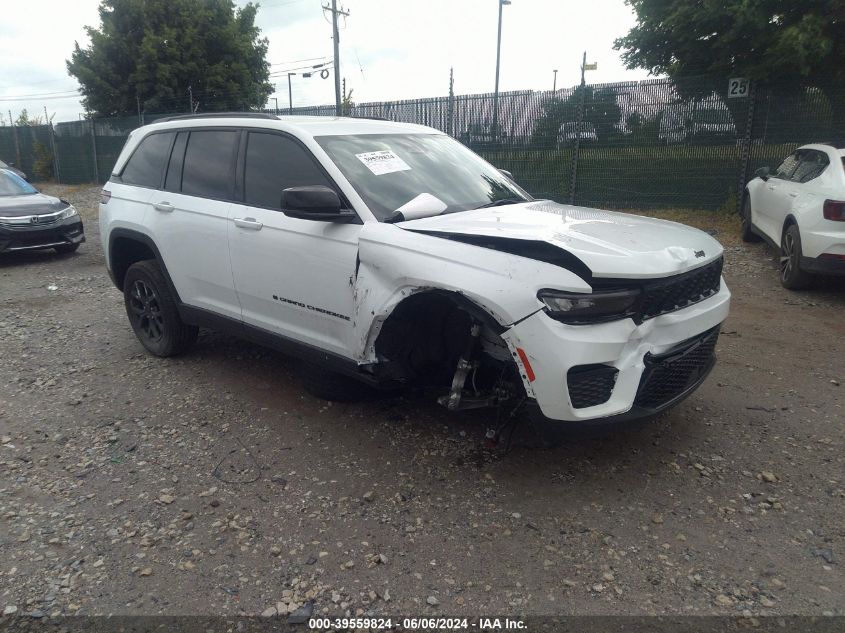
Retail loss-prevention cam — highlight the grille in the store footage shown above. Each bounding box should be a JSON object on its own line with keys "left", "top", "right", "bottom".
{"left": 635, "top": 326, "right": 720, "bottom": 409}
{"left": 638, "top": 258, "right": 723, "bottom": 321}
{"left": 567, "top": 364, "right": 618, "bottom": 409}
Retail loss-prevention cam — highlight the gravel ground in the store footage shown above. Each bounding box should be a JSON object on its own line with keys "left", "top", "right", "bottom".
{"left": 0, "top": 184, "right": 843, "bottom": 620}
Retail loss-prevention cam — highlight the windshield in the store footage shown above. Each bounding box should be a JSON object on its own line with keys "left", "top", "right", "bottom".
{"left": 0, "top": 169, "right": 37, "bottom": 196}
{"left": 315, "top": 133, "right": 531, "bottom": 221}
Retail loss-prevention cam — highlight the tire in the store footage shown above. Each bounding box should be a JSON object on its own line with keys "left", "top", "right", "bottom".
{"left": 739, "top": 195, "right": 761, "bottom": 243}
{"left": 779, "top": 224, "right": 813, "bottom": 290}
{"left": 54, "top": 243, "right": 80, "bottom": 254}
{"left": 299, "top": 360, "right": 381, "bottom": 402}
{"left": 123, "top": 260, "right": 198, "bottom": 357}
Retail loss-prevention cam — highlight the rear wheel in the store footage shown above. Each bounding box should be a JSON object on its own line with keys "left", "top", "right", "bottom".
{"left": 779, "top": 224, "right": 812, "bottom": 290}
{"left": 739, "top": 195, "right": 761, "bottom": 243}
{"left": 123, "top": 260, "right": 197, "bottom": 356}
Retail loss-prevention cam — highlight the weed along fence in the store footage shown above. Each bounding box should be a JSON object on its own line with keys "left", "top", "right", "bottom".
{"left": 1, "top": 76, "right": 841, "bottom": 212}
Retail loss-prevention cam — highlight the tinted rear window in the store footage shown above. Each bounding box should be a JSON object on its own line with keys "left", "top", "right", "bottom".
{"left": 181, "top": 130, "right": 239, "bottom": 200}
{"left": 121, "top": 132, "right": 175, "bottom": 188}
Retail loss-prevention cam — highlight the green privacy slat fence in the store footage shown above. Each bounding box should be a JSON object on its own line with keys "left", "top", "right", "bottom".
{"left": 1, "top": 76, "right": 842, "bottom": 212}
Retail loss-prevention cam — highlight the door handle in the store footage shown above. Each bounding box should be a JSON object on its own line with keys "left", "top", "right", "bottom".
{"left": 233, "top": 217, "right": 263, "bottom": 230}
{"left": 767, "top": 185, "right": 776, "bottom": 191}
{"left": 788, "top": 191, "right": 799, "bottom": 198}
{"left": 153, "top": 201, "right": 174, "bottom": 212}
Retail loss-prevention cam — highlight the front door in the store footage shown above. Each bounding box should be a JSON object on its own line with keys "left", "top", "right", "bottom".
{"left": 227, "top": 130, "right": 360, "bottom": 358}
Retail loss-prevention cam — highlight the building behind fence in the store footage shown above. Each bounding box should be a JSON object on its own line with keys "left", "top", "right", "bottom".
{"left": 1, "top": 76, "right": 841, "bottom": 212}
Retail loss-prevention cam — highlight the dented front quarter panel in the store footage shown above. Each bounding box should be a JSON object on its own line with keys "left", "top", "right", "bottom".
{"left": 352, "top": 223, "right": 590, "bottom": 363}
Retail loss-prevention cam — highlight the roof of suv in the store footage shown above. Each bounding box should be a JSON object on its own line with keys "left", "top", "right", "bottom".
{"left": 143, "top": 114, "right": 439, "bottom": 138}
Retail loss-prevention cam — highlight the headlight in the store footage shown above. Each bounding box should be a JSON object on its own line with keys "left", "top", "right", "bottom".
{"left": 538, "top": 288, "right": 640, "bottom": 324}
{"left": 58, "top": 205, "right": 78, "bottom": 220}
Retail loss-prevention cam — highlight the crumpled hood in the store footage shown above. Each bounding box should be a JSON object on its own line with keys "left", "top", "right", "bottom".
{"left": 396, "top": 200, "right": 723, "bottom": 279}
{"left": 0, "top": 193, "right": 66, "bottom": 218}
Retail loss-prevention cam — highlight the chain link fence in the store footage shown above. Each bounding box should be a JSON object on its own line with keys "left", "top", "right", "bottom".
{"left": 1, "top": 76, "right": 841, "bottom": 212}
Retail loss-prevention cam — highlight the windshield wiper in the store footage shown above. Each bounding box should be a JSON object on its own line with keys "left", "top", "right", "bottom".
{"left": 473, "top": 198, "right": 524, "bottom": 210}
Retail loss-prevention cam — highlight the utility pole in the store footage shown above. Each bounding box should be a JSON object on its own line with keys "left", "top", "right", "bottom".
{"left": 271, "top": 97, "right": 278, "bottom": 115}
{"left": 492, "top": 0, "right": 511, "bottom": 140}
{"left": 136, "top": 95, "right": 141, "bottom": 125}
{"left": 188, "top": 86, "right": 193, "bottom": 113}
{"left": 288, "top": 73, "right": 295, "bottom": 114}
{"left": 580, "top": 50, "right": 587, "bottom": 86}
{"left": 553, "top": 69, "right": 558, "bottom": 92}
{"left": 323, "top": 0, "right": 349, "bottom": 116}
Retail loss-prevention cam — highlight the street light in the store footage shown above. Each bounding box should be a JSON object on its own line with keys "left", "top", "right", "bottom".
{"left": 492, "top": 0, "right": 510, "bottom": 140}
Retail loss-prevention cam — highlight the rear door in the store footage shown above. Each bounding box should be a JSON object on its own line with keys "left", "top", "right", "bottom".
{"left": 110, "top": 131, "right": 176, "bottom": 237}
{"left": 145, "top": 128, "right": 241, "bottom": 320}
{"left": 227, "top": 130, "right": 360, "bottom": 357}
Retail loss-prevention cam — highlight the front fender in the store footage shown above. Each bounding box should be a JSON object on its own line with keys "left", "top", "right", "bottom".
{"left": 352, "top": 223, "right": 590, "bottom": 362}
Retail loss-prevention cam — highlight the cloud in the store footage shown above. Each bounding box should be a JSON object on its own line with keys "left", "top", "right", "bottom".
{"left": 0, "top": 0, "right": 652, "bottom": 124}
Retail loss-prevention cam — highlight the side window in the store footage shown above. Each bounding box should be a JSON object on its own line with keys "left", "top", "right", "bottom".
{"left": 773, "top": 153, "right": 800, "bottom": 180}
{"left": 121, "top": 132, "right": 175, "bottom": 188}
{"left": 164, "top": 132, "right": 188, "bottom": 192}
{"left": 181, "top": 130, "right": 239, "bottom": 200}
{"left": 244, "top": 132, "right": 334, "bottom": 210}
{"left": 791, "top": 150, "right": 829, "bottom": 183}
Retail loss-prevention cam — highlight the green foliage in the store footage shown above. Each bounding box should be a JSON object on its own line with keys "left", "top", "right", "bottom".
{"left": 625, "top": 111, "right": 662, "bottom": 143}
{"left": 15, "top": 109, "right": 44, "bottom": 126}
{"left": 342, "top": 87, "right": 354, "bottom": 117}
{"left": 615, "top": 0, "right": 845, "bottom": 88}
{"left": 33, "top": 141, "right": 54, "bottom": 181}
{"left": 532, "top": 86, "right": 622, "bottom": 147}
{"left": 67, "top": 0, "right": 273, "bottom": 116}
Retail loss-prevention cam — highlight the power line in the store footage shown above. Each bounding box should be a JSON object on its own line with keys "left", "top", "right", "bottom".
{"left": 269, "top": 56, "right": 328, "bottom": 66}
{"left": 0, "top": 92, "right": 81, "bottom": 102}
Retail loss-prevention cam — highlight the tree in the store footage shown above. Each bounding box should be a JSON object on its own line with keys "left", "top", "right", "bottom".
{"left": 615, "top": 1, "right": 845, "bottom": 85}
{"left": 16, "top": 109, "right": 45, "bottom": 126}
{"left": 614, "top": 0, "right": 845, "bottom": 132}
{"left": 342, "top": 85, "right": 354, "bottom": 117}
{"left": 67, "top": 0, "right": 273, "bottom": 116}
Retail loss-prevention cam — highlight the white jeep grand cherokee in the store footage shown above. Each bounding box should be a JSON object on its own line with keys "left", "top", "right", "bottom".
{"left": 100, "top": 113, "right": 730, "bottom": 432}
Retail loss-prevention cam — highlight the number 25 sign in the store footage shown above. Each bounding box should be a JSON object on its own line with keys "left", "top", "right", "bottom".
{"left": 728, "top": 78, "right": 750, "bottom": 98}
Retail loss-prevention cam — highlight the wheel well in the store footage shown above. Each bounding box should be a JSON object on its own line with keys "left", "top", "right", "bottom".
{"left": 111, "top": 237, "right": 156, "bottom": 290}
{"left": 782, "top": 215, "right": 798, "bottom": 235}
{"left": 373, "top": 290, "right": 509, "bottom": 386}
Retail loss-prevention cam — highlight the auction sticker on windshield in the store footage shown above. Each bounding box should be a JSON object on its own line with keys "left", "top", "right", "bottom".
{"left": 355, "top": 150, "right": 411, "bottom": 175}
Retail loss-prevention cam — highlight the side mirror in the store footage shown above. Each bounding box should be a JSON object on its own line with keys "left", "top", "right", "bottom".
{"left": 754, "top": 166, "right": 770, "bottom": 181}
{"left": 498, "top": 168, "right": 515, "bottom": 181}
{"left": 281, "top": 185, "right": 356, "bottom": 223}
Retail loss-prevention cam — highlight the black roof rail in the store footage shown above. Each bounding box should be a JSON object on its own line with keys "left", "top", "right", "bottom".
{"left": 155, "top": 112, "right": 278, "bottom": 122}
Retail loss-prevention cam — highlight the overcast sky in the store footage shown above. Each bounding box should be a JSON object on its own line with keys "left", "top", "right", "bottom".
{"left": 0, "top": 0, "right": 652, "bottom": 124}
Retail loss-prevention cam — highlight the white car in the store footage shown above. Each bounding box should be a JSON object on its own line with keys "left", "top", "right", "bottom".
{"left": 100, "top": 114, "right": 729, "bottom": 437}
{"left": 558, "top": 121, "right": 597, "bottom": 147}
{"left": 742, "top": 143, "right": 845, "bottom": 288}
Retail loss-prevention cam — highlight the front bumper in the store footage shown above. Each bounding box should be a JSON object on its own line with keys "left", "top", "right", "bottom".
{"left": 503, "top": 280, "right": 730, "bottom": 422}
{"left": 0, "top": 217, "right": 85, "bottom": 253}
